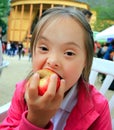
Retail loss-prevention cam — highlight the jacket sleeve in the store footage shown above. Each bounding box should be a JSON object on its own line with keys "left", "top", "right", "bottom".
{"left": 19, "top": 111, "right": 53, "bottom": 130}
{"left": 0, "top": 81, "right": 53, "bottom": 130}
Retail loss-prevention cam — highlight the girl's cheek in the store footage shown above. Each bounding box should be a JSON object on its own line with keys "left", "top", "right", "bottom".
{"left": 32, "top": 60, "right": 39, "bottom": 72}
{"left": 32, "top": 56, "right": 46, "bottom": 72}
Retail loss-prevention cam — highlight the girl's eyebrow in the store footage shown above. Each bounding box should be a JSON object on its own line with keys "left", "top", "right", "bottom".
{"left": 38, "top": 36, "right": 48, "bottom": 41}
{"left": 39, "top": 36, "right": 81, "bottom": 49}
{"left": 63, "top": 42, "right": 81, "bottom": 49}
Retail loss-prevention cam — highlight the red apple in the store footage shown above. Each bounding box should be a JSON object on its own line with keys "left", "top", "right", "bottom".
{"left": 37, "top": 69, "right": 60, "bottom": 96}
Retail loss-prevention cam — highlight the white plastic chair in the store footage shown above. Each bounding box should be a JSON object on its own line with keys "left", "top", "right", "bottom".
{"left": 89, "top": 57, "right": 114, "bottom": 129}
{"left": 109, "top": 95, "right": 114, "bottom": 130}
{"left": 0, "top": 102, "right": 11, "bottom": 122}
{"left": 89, "top": 57, "right": 114, "bottom": 95}
{"left": 0, "top": 60, "right": 9, "bottom": 74}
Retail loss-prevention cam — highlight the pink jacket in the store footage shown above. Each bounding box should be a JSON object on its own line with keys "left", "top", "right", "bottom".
{"left": 0, "top": 79, "right": 112, "bottom": 130}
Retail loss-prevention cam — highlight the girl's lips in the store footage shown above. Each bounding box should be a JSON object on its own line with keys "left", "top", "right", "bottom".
{"left": 55, "top": 74, "right": 63, "bottom": 80}
{"left": 44, "top": 68, "right": 63, "bottom": 80}
{"left": 59, "top": 76, "right": 63, "bottom": 80}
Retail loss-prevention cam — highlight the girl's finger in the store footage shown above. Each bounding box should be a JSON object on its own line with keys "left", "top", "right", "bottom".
{"left": 54, "top": 79, "right": 66, "bottom": 102}
{"left": 43, "top": 74, "right": 58, "bottom": 100}
{"left": 27, "top": 73, "right": 40, "bottom": 100}
{"left": 58, "top": 79, "right": 66, "bottom": 95}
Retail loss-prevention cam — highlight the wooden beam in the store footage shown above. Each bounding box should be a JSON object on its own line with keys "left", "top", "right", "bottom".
{"left": 19, "top": 4, "right": 24, "bottom": 42}
{"left": 39, "top": 4, "right": 43, "bottom": 18}
{"left": 27, "top": 4, "right": 33, "bottom": 36}
{"left": 13, "top": 6, "right": 17, "bottom": 42}
{"left": 11, "top": 0, "right": 89, "bottom": 10}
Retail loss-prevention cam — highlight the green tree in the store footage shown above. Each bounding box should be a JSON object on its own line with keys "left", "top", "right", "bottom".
{"left": 0, "top": 0, "right": 10, "bottom": 35}
{"left": 94, "top": 19, "right": 113, "bottom": 32}
{"left": 77, "top": 0, "right": 114, "bottom": 31}
{"left": 0, "top": 0, "right": 10, "bottom": 18}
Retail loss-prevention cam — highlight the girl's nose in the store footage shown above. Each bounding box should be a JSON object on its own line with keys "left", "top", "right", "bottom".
{"left": 47, "top": 55, "right": 60, "bottom": 69}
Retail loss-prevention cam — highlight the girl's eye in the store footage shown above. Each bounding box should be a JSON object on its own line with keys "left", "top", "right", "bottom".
{"left": 65, "top": 51, "right": 75, "bottom": 56}
{"left": 39, "top": 46, "right": 48, "bottom": 51}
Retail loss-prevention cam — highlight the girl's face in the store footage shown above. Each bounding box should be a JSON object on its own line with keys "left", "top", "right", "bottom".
{"left": 32, "top": 16, "right": 86, "bottom": 92}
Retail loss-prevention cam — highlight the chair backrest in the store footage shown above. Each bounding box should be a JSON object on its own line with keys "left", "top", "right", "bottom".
{"left": 0, "top": 102, "right": 11, "bottom": 122}
{"left": 109, "top": 95, "right": 114, "bottom": 129}
{"left": 0, "top": 60, "right": 9, "bottom": 74}
{"left": 89, "top": 57, "right": 114, "bottom": 128}
{"left": 89, "top": 57, "right": 114, "bottom": 95}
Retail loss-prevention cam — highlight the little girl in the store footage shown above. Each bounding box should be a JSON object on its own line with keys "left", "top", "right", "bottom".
{"left": 0, "top": 7, "right": 112, "bottom": 130}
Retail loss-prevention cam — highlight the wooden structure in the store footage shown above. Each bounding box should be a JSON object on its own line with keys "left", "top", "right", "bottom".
{"left": 8, "top": 0, "right": 90, "bottom": 47}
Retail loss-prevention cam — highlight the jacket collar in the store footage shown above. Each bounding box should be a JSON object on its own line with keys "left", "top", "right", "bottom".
{"left": 65, "top": 78, "right": 100, "bottom": 130}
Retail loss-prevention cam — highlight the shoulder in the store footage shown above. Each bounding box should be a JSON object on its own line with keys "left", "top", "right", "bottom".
{"left": 76, "top": 80, "right": 111, "bottom": 129}
{"left": 79, "top": 79, "right": 108, "bottom": 107}
{"left": 89, "top": 84, "right": 107, "bottom": 102}
{"left": 87, "top": 85, "right": 112, "bottom": 129}
{"left": 16, "top": 80, "right": 26, "bottom": 91}
{"left": 8, "top": 80, "right": 27, "bottom": 113}
{"left": 88, "top": 84, "right": 109, "bottom": 112}
{"left": 79, "top": 79, "right": 109, "bottom": 112}
{"left": 13, "top": 80, "right": 27, "bottom": 100}
{"left": 78, "top": 80, "right": 109, "bottom": 113}
{"left": 16, "top": 80, "right": 26, "bottom": 87}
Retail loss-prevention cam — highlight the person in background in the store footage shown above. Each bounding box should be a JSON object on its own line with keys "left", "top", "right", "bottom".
{"left": 97, "top": 43, "right": 108, "bottom": 58}
{"left": 6, "top": 41, "right": 11, "bottom": 56}
{"left": 82, "top": 9, "right": 92, "bottom": 23}
{"left": 94, "top": 41, "right": 101, "bottom": 56}
{"left": 18, "top": 42, "right": 23, "bottom": 60}
{"left": 10, "top": 42, "right": 16, "bottom": 56}
{"left": 103, "top": 39, "right": 114, "bottom": 91}
{"left": 103, "top": 39, "right": 114, "bottom": 60}
{"left": 110, "top": 50, "right": 114, "bottom": 61}
{"left": 28, "top": 48, "right": 32, "bottom": 61}
{"left": 0, "top": 7, "right": 112, "bottom": 130}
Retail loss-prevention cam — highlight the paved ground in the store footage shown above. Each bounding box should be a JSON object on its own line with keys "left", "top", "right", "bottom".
{"left": 0, "top": 54, "right": 31, "bottom": 106}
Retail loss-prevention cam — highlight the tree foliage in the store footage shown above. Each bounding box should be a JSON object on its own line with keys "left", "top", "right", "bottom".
{"left": 76, "top": 0, "right": 114, "bottom": 31}
{"left": 0, "top": 0, "right": 10, "bottom": 35}
{"left": 90, "top": 0, "right": 114, "bottom": 31}
{"left": 92, "top": 6, "right": 114, "bottom": 20}
{"left": 0, "top": 0, "right": 10, "bottom": 18}
{"left": 77, "top": 0, "right": 114, "bottom": 20}
{"left": 94, "top": 19, "right": 113, "bottom": 32}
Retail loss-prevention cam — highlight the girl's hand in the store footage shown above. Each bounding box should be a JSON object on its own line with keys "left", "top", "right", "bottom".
{"left": 25, "top": 72, "right": 65, "bottom": 128}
